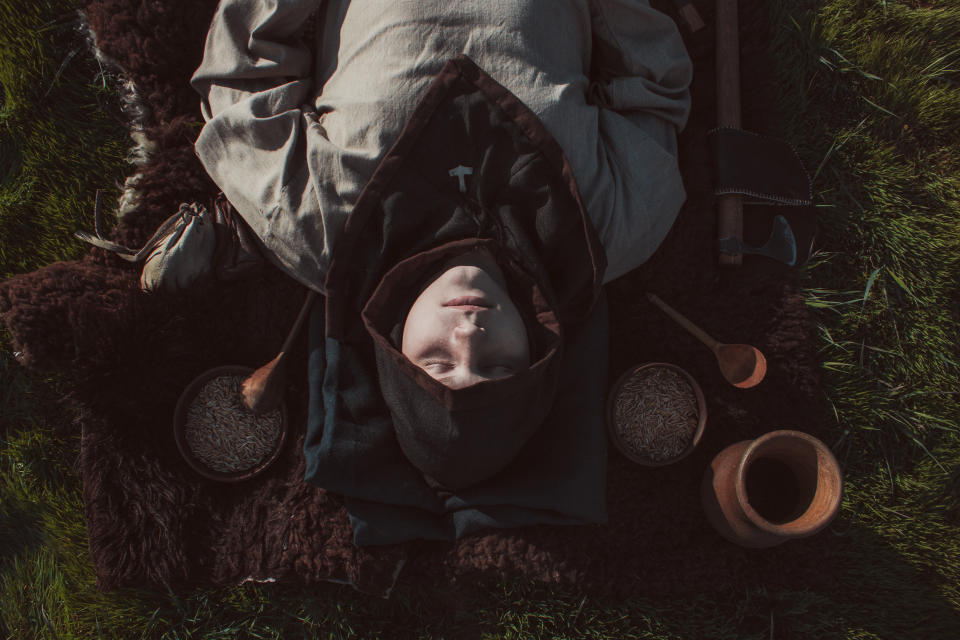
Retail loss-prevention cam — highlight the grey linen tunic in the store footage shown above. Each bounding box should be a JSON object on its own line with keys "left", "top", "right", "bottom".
{"left": 191, "top": 0, "right": 692, "bottom": 292}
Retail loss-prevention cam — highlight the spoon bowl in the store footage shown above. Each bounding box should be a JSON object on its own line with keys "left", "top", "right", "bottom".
{"left": 716, "top": 343, "right": 767, "bottom": 389}
{"left": 646, "top": 292, "right": 768, "bottom": 389}
{"left": 241, "top": 290, "right": 317, "bottom": 414}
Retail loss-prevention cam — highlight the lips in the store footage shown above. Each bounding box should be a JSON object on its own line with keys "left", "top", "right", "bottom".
{"left": 443, "top": 296, "right": 492, "bottom": 308}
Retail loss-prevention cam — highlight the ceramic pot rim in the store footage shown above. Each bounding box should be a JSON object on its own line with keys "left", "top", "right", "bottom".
{"left": 173, "top": 365, "right": 289, "bottom": 483}
{"left": 605, "top": 362, "right": 707, "bottom": 467}
{"left": 734, "top": 429, "right": 843, "bottom": 537}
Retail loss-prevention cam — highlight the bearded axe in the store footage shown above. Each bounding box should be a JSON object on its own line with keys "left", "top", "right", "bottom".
{"left": 713, "top": 0, "right": 812, "bottom": 266}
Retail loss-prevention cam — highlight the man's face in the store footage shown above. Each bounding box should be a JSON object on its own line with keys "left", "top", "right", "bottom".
{"left": 401, "top": 249, "right": 530, "bottom": 389}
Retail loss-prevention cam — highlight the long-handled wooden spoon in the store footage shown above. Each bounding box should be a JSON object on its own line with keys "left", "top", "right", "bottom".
{"left": 241, "top": 289, "right": 318, "bottom": 414}
{"left": 646, "top": 292, "right": 767, "bottom": 389}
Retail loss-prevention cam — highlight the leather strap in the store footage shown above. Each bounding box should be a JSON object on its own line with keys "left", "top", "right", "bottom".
{"left": 74, "top": 199, "right": 205, "bottom": 263}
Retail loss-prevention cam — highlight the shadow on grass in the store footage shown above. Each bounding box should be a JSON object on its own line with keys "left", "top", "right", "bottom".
{"left": 0, "top": 498, "right": 44, "bottom": 572}
{"left": 0, "top": 347, "right": 32, "bottom": 437}
{"left": 708, "top": 516, "right": 960, "bottom": 639}
{"left": 384, "top": 518, "right": 960, "bottom": 639}
{"left": 120, "top": 510, "right": 956, "bottom": 639}
{"left": 811, "top": 519, "right": 960, "bottom": 639}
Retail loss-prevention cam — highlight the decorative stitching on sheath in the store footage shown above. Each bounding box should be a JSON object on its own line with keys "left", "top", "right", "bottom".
{"left": 709, "top": 126, "right": 813, "bottom": 205}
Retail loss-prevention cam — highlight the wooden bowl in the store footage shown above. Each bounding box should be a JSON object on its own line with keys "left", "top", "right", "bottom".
{"left": 173, "top": 365, "right": 288, "bottom": 482}
{"left": 606, "top": 362, "right": 707, "bottom": 467}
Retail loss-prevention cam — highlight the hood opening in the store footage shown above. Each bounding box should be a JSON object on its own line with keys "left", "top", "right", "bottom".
{"left": 362, "top": 238, "right": 565, "bottom": 489}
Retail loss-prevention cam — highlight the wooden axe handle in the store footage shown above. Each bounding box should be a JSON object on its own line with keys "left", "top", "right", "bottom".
{"left": 716, "top": 0, "right": 743, "bottom": 266}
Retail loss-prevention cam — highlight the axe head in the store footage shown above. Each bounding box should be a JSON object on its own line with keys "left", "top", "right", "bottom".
{"left": 718, "top": 215, "right": 798, "bottom": 266}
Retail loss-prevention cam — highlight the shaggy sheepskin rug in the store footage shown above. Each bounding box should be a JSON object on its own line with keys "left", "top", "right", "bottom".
{"left": 0, "top": 0, "right": 834, "bottom": 598}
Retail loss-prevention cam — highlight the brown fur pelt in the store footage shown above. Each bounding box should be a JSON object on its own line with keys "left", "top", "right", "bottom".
{"left": 0, "top": 0, "right": 833, "bottom": 598}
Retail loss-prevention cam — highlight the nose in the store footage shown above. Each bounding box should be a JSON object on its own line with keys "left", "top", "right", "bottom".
{"left": 449, "top": 320, "right": 487, "bottom": 386}
{"left": 452, "top": 317, "right": 484, "bottom": 341}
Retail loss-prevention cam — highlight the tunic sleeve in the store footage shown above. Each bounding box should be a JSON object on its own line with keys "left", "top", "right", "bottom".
{"left": 586, "top": 0, "right": 693, "bottom": 281}
{"left": 191, "top": 0, "right": 330, "bottom": 293}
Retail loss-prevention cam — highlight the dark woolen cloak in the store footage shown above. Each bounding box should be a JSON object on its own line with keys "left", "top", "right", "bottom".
{"left": 305, "top": 55, "right": 611, "bottom": 545}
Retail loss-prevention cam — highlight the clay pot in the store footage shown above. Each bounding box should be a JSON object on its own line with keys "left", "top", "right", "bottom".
{"left": 701, "top": 430, "right": 843, "bottom": 548}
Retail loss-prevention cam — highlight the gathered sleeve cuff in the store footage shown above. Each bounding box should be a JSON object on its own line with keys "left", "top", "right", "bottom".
{"left": 191, "top": 0, "right": 330, "bottom": 293}
{"left": 191, "top": 0, "right": 318, "bottom": 118}
{"left": 583, "top": 0, "right": 694, "bottom": 281}
{"left": 588, "top": 0, "right": 692, "bottom": 137}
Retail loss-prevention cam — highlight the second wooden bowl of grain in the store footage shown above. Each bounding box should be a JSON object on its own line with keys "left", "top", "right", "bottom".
{"left": 606, "top": 362, "right": 707, "bottom": 467}
{"left": 173, "top": 365, "right": 288, "bottom": 482}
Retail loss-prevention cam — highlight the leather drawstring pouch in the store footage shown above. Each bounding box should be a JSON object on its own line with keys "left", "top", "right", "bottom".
{"left": 75, "top": 192, "right": 264, "bottom": 291}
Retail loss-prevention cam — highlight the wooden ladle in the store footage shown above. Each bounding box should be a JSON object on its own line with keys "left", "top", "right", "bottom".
{"left": 646, "top": 292, "right": 767, "bottom": 389}
{"left": 241, "top": 289, "right": 318, "bottom": 414}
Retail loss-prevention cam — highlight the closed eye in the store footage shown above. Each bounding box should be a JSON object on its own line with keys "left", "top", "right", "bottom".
{"left": 421, "top": 360, "right": 454, "bottom": 373}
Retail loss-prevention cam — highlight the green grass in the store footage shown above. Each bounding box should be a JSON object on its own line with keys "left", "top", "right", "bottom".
{"left": 2, "top": 0, "right": 960, "bottom": 637}
{"left": 0, "top": 0, "right": 128, "bottom": 280}
{"left": 770, "top": 0, "right": 960, "bottom": 475}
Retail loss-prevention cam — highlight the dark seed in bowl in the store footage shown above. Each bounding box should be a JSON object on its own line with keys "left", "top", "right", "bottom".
{"left": 183, "top": 374, "right": 282, "bottom": 473}
{"left": 613, "top": 367, "right": 699, "bottom": 462}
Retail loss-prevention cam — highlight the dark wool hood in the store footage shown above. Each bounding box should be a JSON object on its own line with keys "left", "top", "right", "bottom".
{"left": 362, "top": 240, "right": 566, "bottom": 490}
{"left": 306, "top": 55, "right": 610, "bottom": 542}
